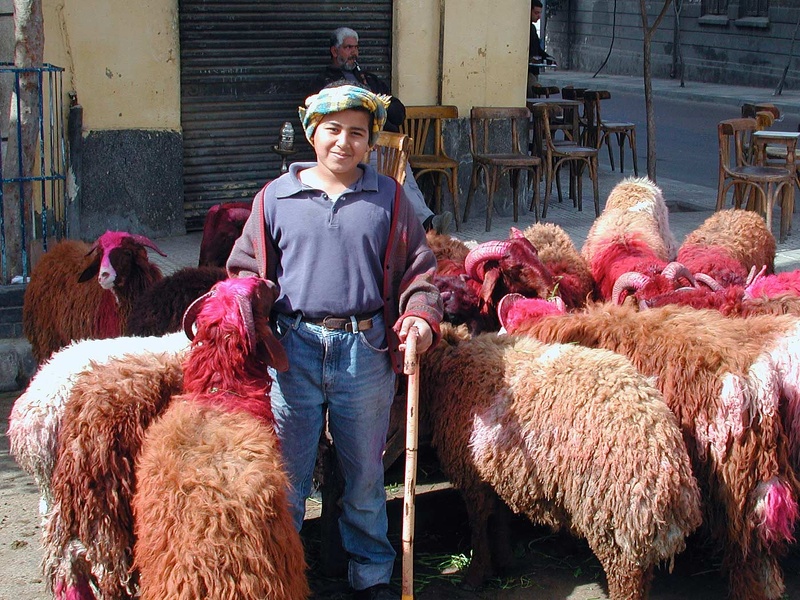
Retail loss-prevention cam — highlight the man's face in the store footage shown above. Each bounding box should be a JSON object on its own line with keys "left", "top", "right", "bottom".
{"left": 332, "top": 36, "right": 360, "bottom": 71}
{"left": 531, "top": 7, "right": 542, "bottom": 22}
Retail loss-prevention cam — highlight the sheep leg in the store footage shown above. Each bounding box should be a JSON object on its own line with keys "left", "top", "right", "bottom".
{"left": 599, "top": 552, "right": 653, "bottom": 600}
{"left": 724, "top": 543, "right": 784, "bottom": 600}
{"left": 488, "top": 500, "right": 515, "bottom": 575}
{"left": 460, "top": 483, "right": 501, "bottom": 589}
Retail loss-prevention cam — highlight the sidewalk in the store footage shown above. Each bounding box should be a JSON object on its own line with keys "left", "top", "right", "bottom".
{"left": 541, "top": 69, "right": 800, "bottom": 119}
{"left": 6, "top": 71, "right": 800, "bottom": 392}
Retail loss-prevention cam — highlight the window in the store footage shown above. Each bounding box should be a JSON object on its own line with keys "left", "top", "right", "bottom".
{"left": 701, "top": 0, "right": 728, "bottom": 16}
{"left": 739, "top": 0, "right": 768, "bottom": 17}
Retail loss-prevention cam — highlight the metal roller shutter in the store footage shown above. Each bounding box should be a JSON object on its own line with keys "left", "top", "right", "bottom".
{"left": 179, "top": 0, "right": 393, "bottom": 230}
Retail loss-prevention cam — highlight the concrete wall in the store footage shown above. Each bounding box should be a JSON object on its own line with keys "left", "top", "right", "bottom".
{"left": 395, "top": 0, "right": 530, "bottom": 112}
{"left": 547, "top": 1, "right": 800, "bottom": 91}
{"left": 42, "top": 0, "right": 185, "bottom": 241}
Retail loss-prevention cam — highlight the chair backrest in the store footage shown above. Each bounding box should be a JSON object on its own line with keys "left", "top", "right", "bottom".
{"left": 401, "top": 105, "right": 458, "bottom": 158}
{"left": 530, "top": 103, "right": 557, "bottom": 155}
{"left": 582, "top": 90, "right": 612, "bottom": 147}
{"left": 718, "top": 117, "right": 759, "bottom": 174}
{"left": 741, "top": 102, "right": 781, "bottom": 121}
{"left": 469, "top": 106, "right": 530, "bottom": 156}
{"left": 366, "top": 131, "right": 410, "bottom": 184}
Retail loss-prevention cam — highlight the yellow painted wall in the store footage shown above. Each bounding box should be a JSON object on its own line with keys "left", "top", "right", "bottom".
{"left": 43, "top": 0, "right": 180, "bottom": 131}
{"left": 395, "top": 0, "right": 528, "bottom": 114}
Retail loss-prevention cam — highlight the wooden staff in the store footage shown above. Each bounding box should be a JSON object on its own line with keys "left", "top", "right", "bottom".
{"left": 401, "top": 326, "right": 420, "bottom": 600}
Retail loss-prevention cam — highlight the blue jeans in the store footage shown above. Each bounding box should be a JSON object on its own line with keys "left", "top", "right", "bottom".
{"left": 270, "top": 312, "right": 397, "bottom": 590}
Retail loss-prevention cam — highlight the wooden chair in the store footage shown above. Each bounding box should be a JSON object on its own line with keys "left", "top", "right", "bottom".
{"left": 531, "top": 102, "right": 599, "bottom": 218}
{"left": 463, "top": 106, "right": 542, "bottom": 232}
{"left": 365, "top": 131, "right": 411, "bottom": 184}
{"left": 716, "top": 117, "right": 797, "bottom": 241}
{"left": 584, "top": 90, "right": 639, "bottom": 176}
{"left": 401, "top": 105, "right": 461, "bottom": 230}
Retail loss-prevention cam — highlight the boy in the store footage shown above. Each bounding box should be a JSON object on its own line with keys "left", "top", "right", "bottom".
{"left": 227, "top": 84, "right": 443, "bottom": 600}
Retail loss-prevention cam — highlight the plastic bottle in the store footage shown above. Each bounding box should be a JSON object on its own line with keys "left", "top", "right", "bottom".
{"left": 279, "top": 121, "right": 294, "bottom": 150}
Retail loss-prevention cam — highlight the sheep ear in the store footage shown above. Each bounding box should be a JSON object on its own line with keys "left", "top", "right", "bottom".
{"left": 258, "top": 334, "right": 289, "bottom": 372}
{"left": 78, "top": 255, "right": 101, "bottom": 283}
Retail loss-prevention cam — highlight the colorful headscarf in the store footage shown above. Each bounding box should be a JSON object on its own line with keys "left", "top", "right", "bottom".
{"left": 299, "top": 84, "right": 391, "bottom": 146}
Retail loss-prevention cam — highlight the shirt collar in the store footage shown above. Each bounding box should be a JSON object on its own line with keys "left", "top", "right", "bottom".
{"left": 274, "top": 161, "right": 380, "bottom": 197}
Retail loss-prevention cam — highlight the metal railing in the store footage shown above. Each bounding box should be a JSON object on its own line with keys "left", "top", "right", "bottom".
{"left": 0, "top": 63, "right": 68, "bottom": 283}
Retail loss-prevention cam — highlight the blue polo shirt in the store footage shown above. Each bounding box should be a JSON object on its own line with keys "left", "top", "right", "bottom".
{"left": 265, "top": 162, "right": 394, "bottom": 318}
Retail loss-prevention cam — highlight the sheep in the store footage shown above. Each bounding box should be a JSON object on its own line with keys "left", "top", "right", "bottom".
{"left": 581, "top": 178, "right": 676, "bottom": 300}
{"left": 499, "top": 298, "right": 800, "bottom": 600}
{"left": 420, "top": 323, "right": 702, "bottom": 599}
{"left": 197, "top": 201, "right": 252, "bottom": 268}
{"left": 126, "top": 266, "right": 228, "bottom": 336}
{"left": 679, "top": 209, "right": 775, "bottom": 280}
{"left": 7, "top": 332, "right": 190, "bottom": 518}
{"left": 44, "top": 347, "right": 187, "bottom": 599}
{"left": 22, "top": 231, "right": 166, "bottom": 364}
{"left": 133, "top": 276, "right": 308, "bottom": 600}
{"left": 521, "top": 223, "right": 595, "bottom": 307}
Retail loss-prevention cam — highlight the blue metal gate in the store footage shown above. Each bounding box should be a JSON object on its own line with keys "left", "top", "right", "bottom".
{"left": 0, "top": 63, "right": 68, "bottom": 282}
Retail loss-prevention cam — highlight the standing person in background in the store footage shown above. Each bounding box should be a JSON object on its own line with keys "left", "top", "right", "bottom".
{"left": 313, "top": 26, "right": 454, "bottom": 234}
{"left": 528, "top": 0, "right": 557, "bottom": 94}
{"left": 227, "top": 83, "right": 443, "bottom": 600}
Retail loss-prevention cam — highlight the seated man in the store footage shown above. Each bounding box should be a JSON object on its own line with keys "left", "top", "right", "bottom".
{"left": 312, "top": 26, "right": 453, "bottom": 234}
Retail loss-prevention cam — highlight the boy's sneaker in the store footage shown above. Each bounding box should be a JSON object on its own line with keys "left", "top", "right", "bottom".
{"left": 353, "top": 583, "right": 398, "bottom": 600}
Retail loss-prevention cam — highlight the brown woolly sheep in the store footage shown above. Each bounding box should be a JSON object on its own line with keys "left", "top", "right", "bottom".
{"left": 502, "top": 300, "right": 800, "bottom": 600}
{"left": 681, "top": 209, "right": 776, "bottom": 276}
{"left": 22, "top": 231, "right": 165, "bottom": 364}
{"left": 582, "top": 176, "right": 678, "bottom": 265}
{"left": 45, "top": 348, "right": 187, "bottom": 599}
{"left": 8, "top": 332, "right": 190, "bottom": 523}
{"left": 133, "top": 277, "right": 307, "bottom": 600}
{"left": 426, "top": 230, "right": 471, "bottom": 268}
{"left": 521, "top": 222, "right": 595, "bottom": 306}
{"left": 420, "top": 323, "right": 702, "bottom": 599}
{"left": 126, "top": 266, "right": 228, "bottom": 336}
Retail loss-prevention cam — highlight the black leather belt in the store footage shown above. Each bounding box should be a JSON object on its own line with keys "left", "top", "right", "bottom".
{"left": 301, "top": 310, "right": 379, "bottom": 333}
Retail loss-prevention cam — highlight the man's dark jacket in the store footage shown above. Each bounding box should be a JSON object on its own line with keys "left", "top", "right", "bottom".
{"left": 310, "top": 66, "right": 406, "bottom": 132}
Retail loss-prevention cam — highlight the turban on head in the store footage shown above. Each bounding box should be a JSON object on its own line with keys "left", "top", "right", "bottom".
{"left": 299, "top": 84, "right": 390, "bottom": 146}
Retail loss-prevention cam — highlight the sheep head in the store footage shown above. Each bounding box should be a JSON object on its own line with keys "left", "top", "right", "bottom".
{"left": 183, "top": 276, "right": 288, "bottom": 375}
{"left": 465, "top": 234, "right": 555, "bottom": 311}
{"left": 497, "top": 293, "right": 566, "bottom": 334}
{"left": 78, "top": 231, "right": 165, "bottom": 292}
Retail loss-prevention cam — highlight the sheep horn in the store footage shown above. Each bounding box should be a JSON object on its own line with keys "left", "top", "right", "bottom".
{"left": 182, "top": 289, "right": 215, "bottom": 340}
{"left": 661, "top": 262, "right": 697, "bottom": 288}
{"left": 744, "top": 264, "right": 769, "bottom": 300}
{"left": 509, "top": 227, "right": 525, "bottom": 239}
{"left": 235, "top": 292, "right": 258, "bottom": 354}
{"left": 548, "top": 296, "right": 567, "bottom": 313}
{"left": 694, "top": 273, "right": 723, "bottom": 291}
{"left": 127, "top": 234, "right": 168, "bottom": 257}
{"left": 464, "top": 240, "right": 514, "bottom": 281}
{"left": 611, "top": 272, "right": 651, "bottom": 305}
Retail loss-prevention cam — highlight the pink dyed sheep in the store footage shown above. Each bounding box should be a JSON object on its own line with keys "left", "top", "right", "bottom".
{"left": 197, "top": 201, "right": 253, "bottom": 268}
{"left": 421, "top": 323, "right": 701, "bottom": 598}
{"left": 499, "top": 297, "right": 800, "bottom": 600}
{"left": 22, "top": 231, "right": 166, "bottom": 364}
{"left": 133, "top": 277, "right": 308, "bottom": 599}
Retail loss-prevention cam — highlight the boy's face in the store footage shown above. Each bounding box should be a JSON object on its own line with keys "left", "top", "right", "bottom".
{"left": 531, "top": 6, "right": 542, "bottom": 22}
{"left": 312, "top": 109, "right": 371, "bottom": 177}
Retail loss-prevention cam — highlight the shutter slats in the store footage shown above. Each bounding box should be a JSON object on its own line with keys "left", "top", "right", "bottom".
{"left": 179, "top": 0, "right": 392, "bottom": 230}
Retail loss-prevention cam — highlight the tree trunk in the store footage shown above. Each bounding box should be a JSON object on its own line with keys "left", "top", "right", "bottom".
{"left": 3, "top": 0, "right": 44, "bottom": 282}
{"left": 638, "top": 0, "right": 673, "bottom": 183}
